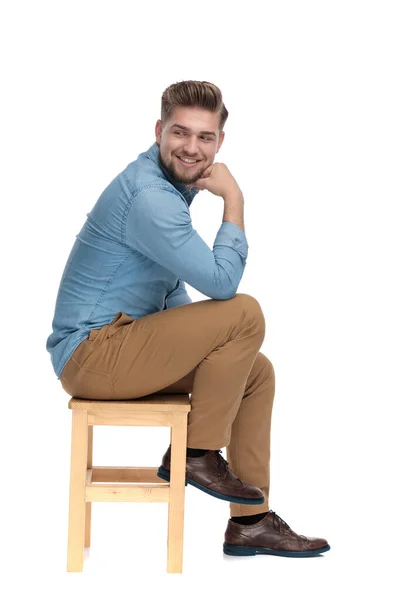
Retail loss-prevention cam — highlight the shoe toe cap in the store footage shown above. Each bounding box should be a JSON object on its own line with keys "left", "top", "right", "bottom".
{"left": 246, "top": 484, "right": 265, "bottom": 500}
{"left": 306, "top": 536, "right": 329, "bottom": 550}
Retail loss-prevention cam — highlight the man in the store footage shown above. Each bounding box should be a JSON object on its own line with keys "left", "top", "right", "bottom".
{"left": 46, "top": 80, "right": 330, "bottom": 558}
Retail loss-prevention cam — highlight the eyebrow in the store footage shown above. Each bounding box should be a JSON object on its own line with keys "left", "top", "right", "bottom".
{"left": 171, "top": 123, "right": 217, "bottom": 138}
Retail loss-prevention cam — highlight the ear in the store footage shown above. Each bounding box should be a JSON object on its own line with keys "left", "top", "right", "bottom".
{"left": 155, "top": 120, "right": 162, "bottom": 144}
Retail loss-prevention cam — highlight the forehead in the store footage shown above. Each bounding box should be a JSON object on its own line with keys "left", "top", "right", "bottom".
{"left": 168, "top": 106, "right": 219, "bottom": 134}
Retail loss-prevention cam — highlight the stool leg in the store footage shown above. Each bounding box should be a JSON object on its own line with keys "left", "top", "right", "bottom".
{"left": 67, "top": 409, "right": 88, "bottom": 572}
{"left": 85, "top": 425, "right": 93, "bottom": 548}
{"left": 167, "top": 413, "right": 188, "bottom": 573}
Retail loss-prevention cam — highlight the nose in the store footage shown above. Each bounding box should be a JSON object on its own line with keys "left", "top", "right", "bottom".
{"left": 182, "top": 136, "right": 200, "bottom": 156}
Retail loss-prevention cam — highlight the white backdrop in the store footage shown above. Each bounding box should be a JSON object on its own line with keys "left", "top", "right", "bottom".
{"left": 1, "top": 0, "right": 399, "bottom": 597}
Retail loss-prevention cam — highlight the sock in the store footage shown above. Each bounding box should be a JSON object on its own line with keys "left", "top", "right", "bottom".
{"left": 230, "top": 512, "right": 269, "bottom": 525}
{"left": 186, "top": 447, "right": 209, "bottom": 457}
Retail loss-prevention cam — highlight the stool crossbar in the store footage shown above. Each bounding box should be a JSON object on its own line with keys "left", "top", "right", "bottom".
{"left": 67, "top": 394, "right": 191, "bottom": 573}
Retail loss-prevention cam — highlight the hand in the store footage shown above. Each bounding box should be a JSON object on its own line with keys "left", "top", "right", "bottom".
{"left": 187, "top": 162, "right": 241, "bottom": 198}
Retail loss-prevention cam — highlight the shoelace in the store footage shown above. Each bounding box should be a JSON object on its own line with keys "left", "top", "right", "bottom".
{"left": 213, "top": 449, "right": 244, "bottom": 483}
{"left": 269, "top": 510, "right": 291, "bottom": 532}
{"left": 269, "top": 511, "right": 308, "bottom": 541}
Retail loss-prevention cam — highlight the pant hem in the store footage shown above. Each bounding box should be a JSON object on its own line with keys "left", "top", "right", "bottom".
{"left": 186, "top": 440, "right": 230, "bottom": 450}
{"left": 230, "top": 503, "right": 270, "bottom": 518}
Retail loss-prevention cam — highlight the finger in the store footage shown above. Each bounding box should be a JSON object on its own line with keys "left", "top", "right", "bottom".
{"left": 195, "top": 172, "right": 211, "bottom": 184}
{"left": 198, "top": 165, "right": 212, "bottom": 178}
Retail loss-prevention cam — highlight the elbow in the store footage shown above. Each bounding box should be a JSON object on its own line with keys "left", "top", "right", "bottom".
{"left": 200, "top": 267, "right": 242, "bottom": 300}
{"left": 210, "top": 283, "right": 238, "bottom": 301}
{"left": 219, "top": 289, "right": 238, "bottom": 301}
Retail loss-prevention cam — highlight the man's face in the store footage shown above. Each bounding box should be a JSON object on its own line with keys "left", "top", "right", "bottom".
{"left": 155, "top": 106, "right": 225, "bottom": 185}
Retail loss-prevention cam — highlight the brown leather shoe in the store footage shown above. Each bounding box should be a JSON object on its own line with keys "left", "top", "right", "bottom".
{"left": 157, "top": 445, "right": 264, "bottom": 505}
{"left": 224, "top": 510, "right": 330, "bottom": 557}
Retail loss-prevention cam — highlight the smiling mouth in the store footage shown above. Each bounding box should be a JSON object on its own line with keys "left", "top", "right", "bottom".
{"left": 177, "top": 156, "right": 202, "bottom": 166}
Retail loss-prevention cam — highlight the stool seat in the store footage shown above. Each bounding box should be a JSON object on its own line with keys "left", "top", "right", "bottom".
{"left": 68, "top": 395, "right": 191, "bottom": 411}
{"left": 66, "top": 393, "right": 191, "bottom": 573}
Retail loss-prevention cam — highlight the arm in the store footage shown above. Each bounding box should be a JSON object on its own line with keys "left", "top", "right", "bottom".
{"left": 124, "top": 185, "right": 248, "bottom": 301}
{"left": 164, "top": 278, "right": 192, "bottom": 310}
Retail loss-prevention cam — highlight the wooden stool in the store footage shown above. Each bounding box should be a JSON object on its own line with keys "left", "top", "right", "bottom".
{"left": 67, "top": 394, "right": 191, "bottom": 573}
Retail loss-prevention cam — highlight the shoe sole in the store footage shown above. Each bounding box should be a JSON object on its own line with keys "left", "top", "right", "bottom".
{"left": 223, "top": 542, "right": 331, "bottom": 557}
{"left": 157, "top": 466, "right": 264, "bottom": 505}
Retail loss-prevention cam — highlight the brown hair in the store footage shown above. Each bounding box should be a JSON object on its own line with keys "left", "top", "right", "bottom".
{"left": 161, "top": 80, "right": 229, "bottom": 134}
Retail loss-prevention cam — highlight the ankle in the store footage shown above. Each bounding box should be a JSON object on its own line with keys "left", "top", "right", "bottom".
{"left": 231, "top": 512, "right": 269, "bottom": 525}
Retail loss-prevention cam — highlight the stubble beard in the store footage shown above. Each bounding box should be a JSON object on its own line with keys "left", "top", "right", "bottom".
{"left": 159, "top": 151, "right": 205, "bottom": 185}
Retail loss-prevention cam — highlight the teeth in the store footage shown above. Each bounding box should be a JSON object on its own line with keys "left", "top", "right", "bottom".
{"left": 180, "top": 157, "right": 197, "bottom": 163}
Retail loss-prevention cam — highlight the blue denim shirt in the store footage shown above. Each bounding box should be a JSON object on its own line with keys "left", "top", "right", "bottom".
{"left": 46, "top": 142, "right": 249, "bottom": 379}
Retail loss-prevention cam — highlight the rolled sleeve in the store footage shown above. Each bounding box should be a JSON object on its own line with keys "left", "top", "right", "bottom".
{"left": 124, "top": 185, "right": 248, "bottom": 300}
{"left": 214, "top": 221, "right": 249, "bottom": 263}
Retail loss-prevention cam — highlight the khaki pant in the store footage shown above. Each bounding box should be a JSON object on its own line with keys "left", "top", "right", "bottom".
{"left": 60, "top": 293, "right": 275, "bottom": 517}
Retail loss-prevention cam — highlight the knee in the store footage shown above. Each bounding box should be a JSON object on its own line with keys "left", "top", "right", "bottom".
{"left": 234, "top": 293, "right": 264, "bottom": 315}
{"left": 251, "top": 352, "right": 275, "bottom": 388}
{"left": 259, "top": 352, "right": 275, "bottom": 381}
{"left": 234, "top": 293, "right": 266, "bottom": 336}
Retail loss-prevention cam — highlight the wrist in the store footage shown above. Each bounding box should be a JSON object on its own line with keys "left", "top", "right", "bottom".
{"left": 223, "top": 187, "right": 243, "bottom": 203}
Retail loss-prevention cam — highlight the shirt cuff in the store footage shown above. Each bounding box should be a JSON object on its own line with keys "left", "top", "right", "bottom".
{"left": 213, "top": 221, "right": 249, "bottom": 261}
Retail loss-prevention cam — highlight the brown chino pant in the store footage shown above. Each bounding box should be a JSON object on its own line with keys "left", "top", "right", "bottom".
{"left": 60, "top": 293, "right": 275, "bottom": 517}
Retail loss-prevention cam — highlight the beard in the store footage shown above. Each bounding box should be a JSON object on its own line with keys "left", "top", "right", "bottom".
{"left": 159, "top": 150, "right": 206, "bottom": 185}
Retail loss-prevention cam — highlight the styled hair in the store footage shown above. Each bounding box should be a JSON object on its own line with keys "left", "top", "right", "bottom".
{"left": 161, "top": 80, "right": 228, "bottom": 134}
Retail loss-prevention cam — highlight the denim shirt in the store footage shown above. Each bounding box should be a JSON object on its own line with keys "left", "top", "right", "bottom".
{"left": 46, "top": 141, "right": 249, "bottom": 379}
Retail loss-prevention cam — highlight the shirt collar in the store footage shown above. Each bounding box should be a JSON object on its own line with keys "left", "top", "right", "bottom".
{"left": 145, "top": 142, "right": 200, "bottom": 206}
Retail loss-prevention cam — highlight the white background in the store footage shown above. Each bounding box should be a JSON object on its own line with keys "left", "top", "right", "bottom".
{"left": 1, "top": 0, "right": 399, "bottom": 597}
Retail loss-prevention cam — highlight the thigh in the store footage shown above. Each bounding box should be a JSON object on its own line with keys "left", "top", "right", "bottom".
{"left": 62, "top": 293, "right": 265, "bottom": 400}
